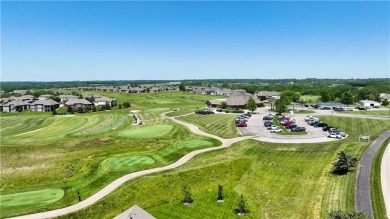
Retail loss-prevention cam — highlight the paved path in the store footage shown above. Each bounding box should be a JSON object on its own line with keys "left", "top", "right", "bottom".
{"left": 9, "top": 113, "right": 253, "bottom": 219}
{"left": 381, "top": 143, "right": 390, "bottom": 219}
{"left": 355, "top": 130, "right": 390, "bottom": 216}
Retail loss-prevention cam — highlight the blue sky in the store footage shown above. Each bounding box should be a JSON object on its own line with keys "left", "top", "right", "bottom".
{"left": 2, "top": 1, "right": 389, "bottom": 81}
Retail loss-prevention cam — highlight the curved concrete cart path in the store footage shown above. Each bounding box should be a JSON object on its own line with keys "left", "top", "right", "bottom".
{"left": 381, "top": 143, "right": 390, "bottom": 219}
{"left": 9, "top": 113, "right": 252, "bottom": 219}
{"left": 355, "top": 130, "right": 390, "bottom": 216}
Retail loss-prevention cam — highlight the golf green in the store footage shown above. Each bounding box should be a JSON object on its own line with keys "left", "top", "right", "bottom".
{"left": 0, "top": 189, "right": 64, "bottom": 208}
{"left": 179, "top": 139, "right": 214, "bottom": 148}
{"left": 118, "top": 125, "right": 173, "bottom": 138}
{"left": 106, "top": 156, "right": 155, "bottom": 170}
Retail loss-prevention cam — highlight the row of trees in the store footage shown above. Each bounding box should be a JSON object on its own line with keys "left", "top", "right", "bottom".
{"left": 182, "top": 184, "right": 249, "bottom": 215}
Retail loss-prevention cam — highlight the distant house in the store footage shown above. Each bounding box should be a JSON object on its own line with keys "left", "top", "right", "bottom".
{"left": 114, "top": 205, "right": 156, "bottom": 219}
{"left": 38, "top": 94, "right": 54, "bottom": 100}
{"left": 17, "top": 95, "right": 35, "bottom": 102}
{"left": 256, "top": 91, "right": 280, "bottom": 100}
{"left": 30, "top": 99, "right": 59, "bottom": 112}
{"left": 59, "top": 95, "right": 77, "bottom": 103}
{"left": 380, "top": 93, "right": 390, "bottom": 101}
{"left": 226, "top": 93, "right": 261, "bottom": 109}
{"left": 94, "top": 96, "right": 117, "bottom": 107}
{"left": 359, "top": 100, "right": 381, "bottom": 108}
{"left": 206, "top": 99, "right": 226, "bottom": 108}
{"left": 12, "top": 90, "right": 28, "bottom": 95}
{"left": 2, "top": 100, "right": 30, "bottom": 112}
{"left": 65, "top": 99, "right": 93, "bottom": 110}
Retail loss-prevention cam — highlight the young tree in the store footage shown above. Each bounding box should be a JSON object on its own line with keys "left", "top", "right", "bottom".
{"left": 220, "top": 101, "right": 227, "bottom": 109}
{"left": 52, "top": 110, "right": 57, "bottom": 115}
{"left": 275, "top": 96, "right": 290, "bottom": 114}
{"left": 341, "top": 92, "right": 354, "bottom": 106}
{"left": 77, "top": 107, "right": 84, "bottom": 113}
{"left": 246, "top": 97, "right": 257, "bottom": 112}
{"left": 217, "top": 185, "right": 224, "bottom": 201}
{"left": 146, "top": 87, "right": 150, "bottom": 93}
{"left": 320, "top": 91, "right": 331, "bottom": 103}
{"left": 67, "top": 106, "right": 73, "bottom": 113}
{"left": 179, "top": 84, "right": 186, "bottom": 92}
{"left": 332, "top": 151, "right": 358, "bottom": 174}
{"left": 91, "top": 105, "right": 97, "bottom": 112}
{"left": 182, "top": 184, "right": 193, "bottom": 205}
{"left": 104, "top": 102, "right": 111, "bottom": 110}
{"left": 382, "top": 99, "right": 389, "bottom": 106}
{"left": 235, "top": 194, "right": 249, "bottom": 215}
{"left": 118, "top": 104, "right": 122, "bottom": 109}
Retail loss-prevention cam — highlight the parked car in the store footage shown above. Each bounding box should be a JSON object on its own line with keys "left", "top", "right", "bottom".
{"left": 264, "top": 121, "right": 273, "bottom": 127}
{"left": 267, "top": 125, "right": 278, "bottom": 130}
{"left": 286, "top": 124, "right": 298, "bottom": 130}
{"left": 314, "top": 122, "right": 327, "bottom": 127}
{"left": 281, "top": 121, "right": 294, "bottom": 126}
{"left": 263, "top": 116, "right": 273, "bottom": 120}
{"left": 322, "top": 126, "right": 335, "bottom": 131}
{"left": 271, "top": 127, "right": 283, "bottom": 133}
{"left": 328, "top": 133, "right": 342, "bottom": 139}
{"left": 291, "top": 127, "right": 306, "bottom": 132}
{"left": 236, "top": 123, "right": 247, "bottom": 127}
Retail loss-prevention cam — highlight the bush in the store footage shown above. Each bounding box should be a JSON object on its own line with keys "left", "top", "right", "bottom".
{"left": 123, "top": 101, "right": 131, "bottom": 108}
{"left": 225, "top": 110, "right": 244, "bottom": 113}
{"left": 195, "top": 110, "right": 215, "bottom": 115}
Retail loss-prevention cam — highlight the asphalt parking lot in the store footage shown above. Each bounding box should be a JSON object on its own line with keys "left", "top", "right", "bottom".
{"left": 237, "top": 107, "right": 341, "bottom": 143}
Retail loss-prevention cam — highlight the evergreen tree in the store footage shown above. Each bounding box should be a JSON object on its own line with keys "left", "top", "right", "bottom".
{"left": 382, "top": 99, "right": 389, "bottom": 106}
{"left": 235, "top": 194, "right": 249, "bottom": 215}
{"left": 246, "top": 97, "right": 257, "bottom": 112}
{"left": 182, "top": 184, "right": 193, "bottom": 204}
{"left": 217, "top": 185, "right": 224, "bottom": 201}
{"left": 332, "top": 151, "right": 358, "bottom": 174}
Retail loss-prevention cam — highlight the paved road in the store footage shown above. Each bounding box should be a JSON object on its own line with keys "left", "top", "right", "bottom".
{"left": 8, "top": 114, "right": 253, "bottom": 219}
{"left": 355, "top": 130, "right": 390, "bottom": 216}
{"left": 381, "top": 143, "right": 390, "bottom": 219}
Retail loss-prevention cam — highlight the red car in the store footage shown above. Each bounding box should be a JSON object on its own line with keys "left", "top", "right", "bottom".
{"left": 281, "top": 121, "right": 293, "bottom": 126}
{"left": 236, "top": 123, "right": 247, "bottom": 127}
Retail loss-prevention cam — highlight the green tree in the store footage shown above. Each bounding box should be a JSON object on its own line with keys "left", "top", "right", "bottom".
{"left": 217, "top": 185, "right": 224, "bottom": 201}
{"left": 382, "top": 99, "right": 389, "bottom": 106}
{"left": 179, "top": 84, "right": 186, "bottom": 92}
{"left": 91, "top": 105, "right": 97, "bottom": 112}
{"left": 280, "top": 90, "right": 301, "bottom": 102}
{"left": 246, "top": 97, "right": 257, "bottom": 112}
{"left": 182, "top": 184, "right": 193, "bottom": 204}
{"left": 118, "top": 104, "right": 122, "bottom": 109}
{"left": 328, "top": 209, "right": 370, "bottom": 219}
{"left": 275, "top": 97, "right": 290, "bottom": 113}
{"left": 67, "top": 106, "right": 73, "bottom": 113}
{"left": 235, "top": 194, "right": 249, "bottom": 215}
{"left": 220, "top": 101, "right": 227, "bottom": 109}
{"left": 146, "top": 87, "right": 150, "bottom": 92}
{"left": 52, "top": 110, "right": 57, "bottom": 115}
{"left": 341, "top": 92, "right": 354, "bottom": 106}
{"left": 104, "top": 102, "right": 111, "bottom": 110}
{"left": 332, "top": 151, "right": 358, "bottom": 174}
{"left": 320, "top": 91, "right": 331, "bottom": 102}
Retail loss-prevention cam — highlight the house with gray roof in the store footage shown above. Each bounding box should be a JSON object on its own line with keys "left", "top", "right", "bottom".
{"left": 226, "top": 93, "right": 261, "bottom": 109}
{"left": 380, "top": 93, "right": 390, "bottom": 101}
{"left": 12, "top": 90, "right": 28, "bottom": 95}
{"left": 59, "top": 95, "right": 77, "bottom": 103}
{"left": 38, "top": 94, "right": 55, "bottom": 100}
{"left": 256, "top": 91, "right": 280, "bottom": 100}
{"left": 65, "top": 99, "right": 93, "bottom": 110}
{"left": 2, "top": 100, "right": 30, "bottom": 112}
{"left": 30, "top": 99, "right": 59, "bottom": 112}
{"left": 114, "top": 205, "right": 156, "bottom": 219}
{"left": 206, "top": 99, "right": 226, "bottom": 108}
{"left": 94, "top": 96, "right": 117, "bottom": 107}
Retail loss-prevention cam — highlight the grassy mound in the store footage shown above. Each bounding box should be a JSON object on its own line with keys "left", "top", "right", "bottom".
{"left": 179, "top": 139, "right": 214, "bottom": 148}
{"left": 118, "top": 125, "right": 173, "bottom": 138}
{"left": 106, "top": 156, "right": 155, "bottom": 170}
{"left": 0, "top": 189, "right": 64, "bottom": 209}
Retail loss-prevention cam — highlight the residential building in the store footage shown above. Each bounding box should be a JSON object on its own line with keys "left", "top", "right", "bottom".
{"left": 226, "top": 93, "right": 261, "bottom": 109}
{"left": 2, "top": 100, "right": 30, "bottom": 112}
{"left": 380, "top": 93, "right": 390, "bottom": 101}
{"left": 256, "top": 91, "right": 280, "bottom": 100}
{"left": 30, "top": 99, "right": 59, "bottom": 112}
{"left": 65, "top": 99, "right": 93, "bottom": 110}
{"left": 59, "top": 95, "right": 77, "bottom": 103}
{"left": 205, "top": 99, "right": 226, "bottom": 108}
{"left": 38, "top": 94, "right": 55, "bottom": 100}
{"left": 12, "top": 90, "right": 28, "bottom": 95}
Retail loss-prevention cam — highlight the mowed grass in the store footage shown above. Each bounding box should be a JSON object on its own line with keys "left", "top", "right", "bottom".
{"left": 166, "top": 109, "right": 195, "bottom": 117}
{"left": 57, "top": 117, "right": 390, "bottom": 219}
{"left": 178, "top": 114, "right": 240, "bottom": 138}
{"left": 339, "top": 109, "right": 390, "bottom": 116}
{"left": 301, "top": 95, "right": 320, "bottom": 103}
{"left": 105, "top": 156, "right": 155, "bottom": 171}
{"left": 118, "top": 125, "right": 173, "bottom": 138}
{"left": 0, "top": 189, "right": 64, "bottom": 215}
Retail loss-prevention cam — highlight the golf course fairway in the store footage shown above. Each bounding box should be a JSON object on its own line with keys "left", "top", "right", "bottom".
{"left": 179, "top": 139, "right": 214, "bottom": 148}
{"left": 0, "top": 189, "right": 64, "bottom": 208}
{"left": 118, "top": 125, "right": 173, "bottom": 138}
{"left": 106, "top": 155, "right": 155, "bottom": 170}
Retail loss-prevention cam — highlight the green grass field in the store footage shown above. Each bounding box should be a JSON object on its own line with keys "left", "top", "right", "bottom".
{"left": 301, "top": 95, "right": 320, "bottom": 103}
{"left": 178, "top": 114, "right": 240, "bottom": 138}
{"left": 118, "top": 125, "right": 173, "bottom": 138}
{"left": 2, "top": 90, "right": 390, "bottom": 218}
{"left": 57, "top": 116, "right": 390, "bottom": 219}
{"left": 339, "top": 109, "right": 390, "bottom": 116}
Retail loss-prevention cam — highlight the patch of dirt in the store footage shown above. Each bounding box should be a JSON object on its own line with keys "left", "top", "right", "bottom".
{"left": 2, "top": 164, "right": 47, "bottom": 173}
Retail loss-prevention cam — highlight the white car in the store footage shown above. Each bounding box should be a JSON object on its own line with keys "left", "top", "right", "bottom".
{"left": 267, "top": 125, "right": 278, "bottom": 130}
{"left": 271, "top": 127, "right": 283, "bottom": 133}
{"left": 327, "top": 133, "right": 342, "bottom": 139}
